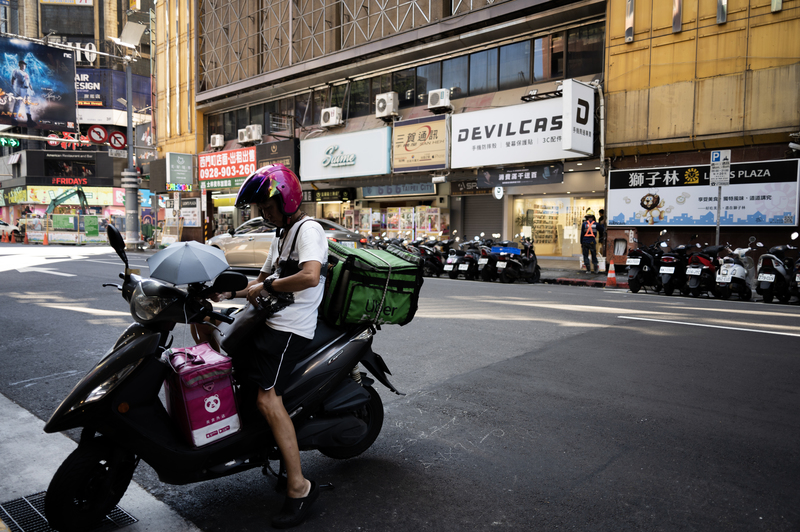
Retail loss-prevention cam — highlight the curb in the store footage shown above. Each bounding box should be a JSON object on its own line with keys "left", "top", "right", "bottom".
{"left": 541, "top": 276, "right": 629, "bottom": 289}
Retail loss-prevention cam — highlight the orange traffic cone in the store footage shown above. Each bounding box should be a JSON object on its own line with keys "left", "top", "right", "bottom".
{"left": 606, "top": 260, "right": 617, "bottom": 288}
{"left": 1, "top": 232, "right": 6, "bottom": 243}
{"left": 43, "top": 231, "right": 49, "bottom": 246}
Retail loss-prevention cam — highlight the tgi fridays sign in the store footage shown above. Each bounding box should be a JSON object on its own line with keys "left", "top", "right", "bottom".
{"left": 198, "top": 147, "right": 256, "bottom": 182}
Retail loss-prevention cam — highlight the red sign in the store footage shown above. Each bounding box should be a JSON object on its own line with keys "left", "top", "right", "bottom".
{"left": 109, "top": 131, "right": 127, "bottom": 149}
{"left": 87, "top": 125, "right": 108, "bottom": 144}
{"left": 47, "top": 134, "right": 61, "bottom": 147}
{"left": 198, "top": 147, "right": 257, "bottom": 181}
{"left": 51, "top": 177, "right": 89, "bottom": 186}
{"left": 46, "top": 132, "right": 92, "bottom": 150}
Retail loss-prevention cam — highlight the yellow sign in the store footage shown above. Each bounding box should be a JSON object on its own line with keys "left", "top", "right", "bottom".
{"left": 213, "top": 196, "right": 236, "bottom": 207}
{"left": 27, "top": 186, "right": 121, "bottom": 206}
{"left": 392, "top": 115, "right": 449, "bottom": 173}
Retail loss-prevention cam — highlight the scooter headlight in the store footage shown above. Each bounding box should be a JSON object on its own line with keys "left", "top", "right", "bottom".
{"left": 131, "top": 283, "right": 177, "bottom": 321}
{"left": 70, "top": 361, "right": 142, "bottom": 412}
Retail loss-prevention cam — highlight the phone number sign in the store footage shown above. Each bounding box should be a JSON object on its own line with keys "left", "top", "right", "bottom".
{"left": 198, "top": 147, "right": 257, "bottom": 181}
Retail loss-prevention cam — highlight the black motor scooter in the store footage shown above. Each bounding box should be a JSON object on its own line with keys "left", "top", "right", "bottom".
{"left": 496, "top": 235, "right": 541, "bottom": 284}
{"left": 43, "top": 225, "right": 401, "bottom": 532}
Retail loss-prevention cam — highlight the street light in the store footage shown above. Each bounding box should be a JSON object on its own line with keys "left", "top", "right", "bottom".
{"left": 109, "top": 22, "right": 147, "bottom": 249}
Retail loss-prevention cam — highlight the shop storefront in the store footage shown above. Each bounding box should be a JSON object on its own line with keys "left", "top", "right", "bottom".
{"left": 360, "top": 182, "right": 449, "bottom": 239}
{"left": 449, "top": 80, "right": 599, "bottom": 257}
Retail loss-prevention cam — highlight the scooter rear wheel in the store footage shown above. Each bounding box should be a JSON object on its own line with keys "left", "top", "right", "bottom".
{"left": 319, "top": 385, "right": 384, "bottom": 460}
{"left": 628, "top": 278, "right": 641, "bottom": 293}
{"left": 719, "top": 285, "right": 732, "bottom": 299}
{"left": 45, "top": 438, "right": 137, "bottom": 532}
{"left": 448, "top": 269, "right": 459, "bottom": 280}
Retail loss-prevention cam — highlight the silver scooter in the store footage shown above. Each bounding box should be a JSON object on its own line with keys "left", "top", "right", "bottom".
{"left": 716, "top": 237, "right": 759, "bottom": 301}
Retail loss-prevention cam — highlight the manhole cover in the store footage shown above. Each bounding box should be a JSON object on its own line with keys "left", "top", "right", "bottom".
{"left": 0, "top": 492, "right": 137, "bottom": 532}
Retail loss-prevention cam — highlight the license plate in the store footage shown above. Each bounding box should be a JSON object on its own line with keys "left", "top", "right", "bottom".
{"left": 340, "top": 241, "right": 356, "bottom": 248}
{"left": 686, "top": 267, "right": 702, "bottom": 275}
{"left": 458, "top": 263, "right": 469, "bottom": 271}
{"left": 659, "top": 266, "right": 674, "bottom": 274}
{"left": 796, "top": 273, "right": 800, "bottom": 283}
{"left": 496, "top": 261, "right": 507, "bottom": 269}
{"left": 626, "top": 257, "right": 640, "bottom": 265}
{"left": 716, "top": 274, "right": 732, "bottom": 283}
{"left": 758, "top": 273, "right": 775, "bottom": 282}
{"left": 478, "top": 258, "right": 488, "bottom": 265}
{"left": 444, "top": 264, "right": 454, "bottom": 271}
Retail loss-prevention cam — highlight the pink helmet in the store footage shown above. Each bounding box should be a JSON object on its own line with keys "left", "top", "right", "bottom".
{"left": 235, "top": 164, "right": 303, "bottom": 215}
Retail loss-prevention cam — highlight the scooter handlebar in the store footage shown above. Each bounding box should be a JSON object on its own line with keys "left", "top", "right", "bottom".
{"left": 206, "top": 309, "right": 235, "bottom": 324}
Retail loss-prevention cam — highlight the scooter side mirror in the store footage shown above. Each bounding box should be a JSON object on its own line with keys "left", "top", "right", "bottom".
{"left": 756, "top": 242, "right": 764, "bottom": 247}
{"left": 474, "top": 236, "right": 480, "bottom": 241}
{"left": 455, "top": 237, "right": 460, "bottom": 242}
{"left": 792, "top": 232, "right": 799, "bottom": 240}
{"left": 659, "top": 229, "right": 667, "bottom": 235}
{"left": 453, "top": 230, "right": 457, "bottom": 235}
{"left": 660, "top": 242, "right": 668, "bottom": 248}
{"left": 106, "top": 224, "right": 129, "bottom": 268}
{"left": 480, "top": 232, "right": 485, "bottom": 237}
{"left": 211, "top": 271, "right": 249, "bottom": 293}
{"left": 749, "top": 236, "right": 757, "bottom": 243}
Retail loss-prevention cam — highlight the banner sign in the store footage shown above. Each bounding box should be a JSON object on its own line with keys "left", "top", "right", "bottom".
{"left": 27, "top": 185, "right": 124, "bottom": 206}
{"left": 0, "top": 36, "right": 77, "bottom": 131}
{"left": 451, "top": 180, "right": 490, "bottom": 195}
{"left": 451, "top": 98, "right": 585, "bottom": 169}
{"left": 608, "top": 159, "right": 799, "bottom": 226}
{"left": 135, "top": 122, "right": 156, "bottom": 173}
{"left": 199, "top": 176, "right": 248, "bottom": 190}
{"left": 1, "top": 186, "right": 27, "bottom": 205}
{"left": 75, "top": 68, "right": 151, "bottom": 112}
{"left": 362, "top": 183, "right": 436, "bottom": 198}
{"left": 166, "top": 152, "right": 193, "bottom": 185}
{"left": 476, "top": 163, "right": 564, "bottom": 188}
{"left": 300, "top": 128, "right": 391, "bottom": 181}
{"left": 198, "top": 147, "right": 256, "bottom": 181}
{"left": 392, "top": 115, "right": 448, "bottom": 173}
{"left": 180, "top": 198, "right": 200, "bottom": 227}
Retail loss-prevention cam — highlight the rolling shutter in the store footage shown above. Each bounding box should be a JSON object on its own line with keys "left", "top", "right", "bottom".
{"left": 463, "top": 195, "right": 503, "bottom": 240}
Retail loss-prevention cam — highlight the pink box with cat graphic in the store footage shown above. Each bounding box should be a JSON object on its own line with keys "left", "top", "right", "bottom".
{"left": 164, "top": 343, "right": 241, "bottom": 448}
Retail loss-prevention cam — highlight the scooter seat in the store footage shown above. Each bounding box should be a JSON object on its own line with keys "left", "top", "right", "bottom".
{"left": 297, "top": 319, "right": 349, "bottom": 359}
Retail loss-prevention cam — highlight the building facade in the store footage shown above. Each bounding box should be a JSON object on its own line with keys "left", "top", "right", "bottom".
{"left": 604, "top": 0, "right": 800, "bottom": 261}
{"left": 0, "top": 0, "right": 155, "bottom": 237}
{"left": 183, "top": 0, "right": 606, "bottom": 258}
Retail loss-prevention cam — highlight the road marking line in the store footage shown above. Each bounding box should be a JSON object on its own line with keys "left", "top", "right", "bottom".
{"left": 16, "top": 267, "right": 75, "bottom": 277}
{"left": 618, "top": 315, "right": 800, "bottom": 338}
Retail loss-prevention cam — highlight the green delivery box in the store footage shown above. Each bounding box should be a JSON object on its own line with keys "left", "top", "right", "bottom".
{"left": 322, "top": 242, "right": 424, "bottom": 327}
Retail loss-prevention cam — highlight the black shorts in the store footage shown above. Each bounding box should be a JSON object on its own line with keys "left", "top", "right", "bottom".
{"left": 234, "top": 325, "right": 311, "bottom": 396}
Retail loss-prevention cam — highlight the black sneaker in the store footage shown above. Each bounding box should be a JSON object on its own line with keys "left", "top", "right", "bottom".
{"left": 271, "top": 480, "right": 319, "bottom": 529}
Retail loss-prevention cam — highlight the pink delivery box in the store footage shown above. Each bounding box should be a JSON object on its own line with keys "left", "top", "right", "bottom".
{"left": 164, "top": 343, "right": 241, "bottom": 448}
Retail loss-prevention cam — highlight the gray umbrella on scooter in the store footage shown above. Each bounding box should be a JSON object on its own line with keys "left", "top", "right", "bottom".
{"left": 147, "top": 241, "right": 229, "bottom": 285}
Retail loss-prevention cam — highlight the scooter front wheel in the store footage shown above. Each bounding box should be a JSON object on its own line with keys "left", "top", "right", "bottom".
{"left": 319, "top": 385, "right": 384, "bottom": 460}
{"left": 448, "top": 269, "right": 459, "bottom": 280}
{"left": 45, "top": 438, "right": 137, "bottom": 532}
{"left": 628, "top": 277, "right": 641, "bottom": 293}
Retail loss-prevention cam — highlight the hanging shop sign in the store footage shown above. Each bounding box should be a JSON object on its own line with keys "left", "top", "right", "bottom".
{"left": 198, "top": 146, "right": 256, "bottom": 187}
{"left": 362, "top": 183, "right": 436, "bottom": 198}
{"left": 166, "top": 152, "right": 194, "bottom": 185}
{"left": 476, "top": 163, "right": 565, "bottom": 189}
{"left": 180, "top": 198, "right": 201, "bottom": 227}
{"left": 314, "top": 188, "right": 356, "bottom": 202}
{"left": 451, "top": 181, "right": 490, "bottom": 195}
{"left": 392, "top": 115, "right": 449, "bottom": 173}
{"left": 300, "top": 128, "right": 391, "bottom": 181}
{"left": 256, "top": 139, "right": 299, "bottom": 173}
{"left": 608, "top": 159, "right": 799, "bottom": 227}
{"left": 451, "top": 90, "right": 593, "bottom": 168}
{"left": 562, "top": 79, "right": 595, "bottom": 156}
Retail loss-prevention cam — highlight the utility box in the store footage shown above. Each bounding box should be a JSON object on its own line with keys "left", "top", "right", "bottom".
{"left": 607, "top": 228, "right": 637, "bottom": 272}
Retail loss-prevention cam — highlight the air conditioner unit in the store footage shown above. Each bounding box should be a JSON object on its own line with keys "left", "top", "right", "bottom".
{"left": 375, "top": 91, "right": 398, "bottom": 119}
{"left": 428, "top": 89, "right": 452, "bottom": 111}
{"left": 209, "top": 134, "right": 224, "bottom": 148}
{"left": 320, "top": 107, "right": 343, "bottom": 128}
{"left": 246, "top": 124, "right": 263, "bottom": 141}
{"left": 237, "top": 128, "right": 250, "bottom": 143}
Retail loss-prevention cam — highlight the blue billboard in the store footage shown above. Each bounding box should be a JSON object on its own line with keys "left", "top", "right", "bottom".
{"left": 75, "top": 68, "right": 151, "bottom": 113}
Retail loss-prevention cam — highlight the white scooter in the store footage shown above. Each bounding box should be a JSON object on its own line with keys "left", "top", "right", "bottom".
{"left": 716, "top": 237, "right": 759, "bottom": 301}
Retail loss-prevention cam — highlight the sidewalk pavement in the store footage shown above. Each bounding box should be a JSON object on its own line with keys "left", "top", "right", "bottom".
{"left": 537, "top": 258, "right": 628, "bottom": 289}
{"left": 0, "top": 392, "right": 203, "bottom": 532}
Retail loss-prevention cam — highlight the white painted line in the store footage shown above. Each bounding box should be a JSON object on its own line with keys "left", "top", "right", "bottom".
{"left": 618, "top": 315, "right": 800, "bottom": 338}
{"left": 15, "top": 267, "right": 75, "bottom": 277}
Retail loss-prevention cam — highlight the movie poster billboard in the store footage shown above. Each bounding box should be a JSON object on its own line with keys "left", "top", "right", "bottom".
{"left": 608, "top": 159, "right": 799, "bottom": 227}
{"left": 0, "top": 36, "right": 77, "bottom": 131}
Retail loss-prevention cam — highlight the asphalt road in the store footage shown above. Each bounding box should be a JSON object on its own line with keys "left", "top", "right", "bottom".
{"left": 1, "top": 245, "right": 799, "bottom": 531}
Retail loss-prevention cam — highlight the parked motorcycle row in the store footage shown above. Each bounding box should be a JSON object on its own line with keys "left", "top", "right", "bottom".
{"left": 626, "top": 230, "right": 800, "bottom": 303}
{"left": 362, "top": 230, "right": 542, "bottom": 284}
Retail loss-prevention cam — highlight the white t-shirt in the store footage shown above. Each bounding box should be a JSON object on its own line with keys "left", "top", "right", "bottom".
{"left": 260, "top": 218, "right": 328, "bottom": 339}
